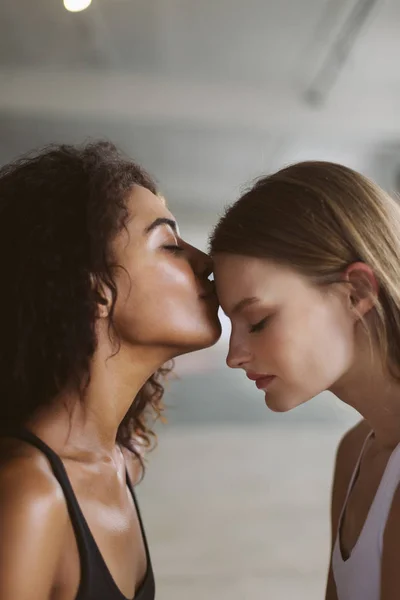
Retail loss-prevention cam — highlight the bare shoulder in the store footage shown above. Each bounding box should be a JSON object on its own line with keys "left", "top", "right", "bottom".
{"left": 0, "top": 440, "right": 65, "bottom": 504}
{"left": 325, "top": 420, "right": 371, "bottom": 600}
{"left": 0, "top": 440, "right": 68, "bottom": 599}
{"left": 334, "top": 419, "right": 371, "bottom": 474}
{"left": 0, "top": 439, "right": 68, "bottom": 541}
{"left": 331, "top": 420, "right": 371, "bottom": 525}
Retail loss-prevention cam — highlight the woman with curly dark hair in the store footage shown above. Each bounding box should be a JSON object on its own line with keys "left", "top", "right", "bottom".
{"left": 0, "top": 141, "right": 221, "bottom": 600}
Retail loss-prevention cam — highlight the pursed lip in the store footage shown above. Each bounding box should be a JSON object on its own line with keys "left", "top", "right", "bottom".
{"left": 246, "top": 372, "right": 269, "bottom": 381}
{"left": 246, "top": 372, "right": 276, "bottom": 389}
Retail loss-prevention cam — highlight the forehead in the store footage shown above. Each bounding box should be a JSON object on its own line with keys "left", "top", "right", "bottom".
{"left": 213, "top": 253, "right": 307, "bottom": 310}
{"left": 214, "top": 253, "right": 278, "bottom": 284}
{"left": 125, "top": 185, "right": 173, "bottom": 226}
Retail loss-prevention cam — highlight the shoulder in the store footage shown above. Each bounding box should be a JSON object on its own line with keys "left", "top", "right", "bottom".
{"left": 324, "top": 423, "right": 370, "bottom": 600}
{"left": 334, "top": 419, "right": 371, "bottom": 474}
{"left": 0, "top": 443, "right": 69, "bottom": 598}
{"left": 1, "top": 444, "right": 64, "bottom": 502}
{"left": 331, "top": 420, "right": 371, "bottom": 525}
{"left": 0, "top": 439, "right": 68, "bottom": 534}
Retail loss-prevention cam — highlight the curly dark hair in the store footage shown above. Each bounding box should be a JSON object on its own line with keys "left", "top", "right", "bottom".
{"left": 0, "top": 140, "right": 171, "bottom": 457}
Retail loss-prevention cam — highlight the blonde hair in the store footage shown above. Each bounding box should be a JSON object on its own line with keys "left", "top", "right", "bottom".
{"left": 210, "top": 161, "right": 400, "bottom": 378}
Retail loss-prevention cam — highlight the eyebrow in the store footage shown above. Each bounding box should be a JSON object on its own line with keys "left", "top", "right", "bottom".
{"left": 231, "top": 296, "right": 260, "bottom": 315}
{"left": 144, "top": 217, "right": 178, "bottom": 235}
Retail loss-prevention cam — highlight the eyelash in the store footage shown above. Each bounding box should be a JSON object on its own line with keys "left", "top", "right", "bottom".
{"left": 249, "top": 317, "right": 269, "bottom": 333}
{"left": 163, "top": 244, "right": 184, "bottom": 255}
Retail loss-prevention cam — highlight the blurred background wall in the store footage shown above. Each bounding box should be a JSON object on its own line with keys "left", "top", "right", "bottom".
{"left": 1, "top": 0, "right": 399, "bottom": 597}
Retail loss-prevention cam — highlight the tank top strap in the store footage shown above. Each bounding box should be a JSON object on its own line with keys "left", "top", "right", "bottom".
{"left": 9, "top": 428, "right": 94, "bottom": 582}
{"left": 338, "top": 429, "right": 374, "bottom": 528}
{"left": 7, "top": 427, "right": 155, "bottom": 600}
{"left": 368, "top": 438, "right": 400, "bottom": 552}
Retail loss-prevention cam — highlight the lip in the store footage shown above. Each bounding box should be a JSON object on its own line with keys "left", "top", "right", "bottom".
{"left": 246, "top": 372, "right": 268, "bottom": 381}
{"left": 255, "top": 376, "right": 276, "bottom": 390}
{"left": 246, "top": 372, "right": 276, "bottom": 390}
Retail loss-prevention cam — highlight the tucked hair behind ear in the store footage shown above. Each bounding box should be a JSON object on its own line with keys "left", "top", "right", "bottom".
{"left": 210, "top": 161, "right": 400, "bottom": 378}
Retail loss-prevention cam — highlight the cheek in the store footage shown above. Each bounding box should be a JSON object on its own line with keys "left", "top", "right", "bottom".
{"left": 112, "top": 259, "right": 218, "bottom": 344}
{"left": 153, "top": 260, "right": 195, "bottom": 290}
{"left": 118, "top": 258, "right": 197, "bottom": 306}
{"left": 260, "top": 303, "right": 355, "bottom": 382}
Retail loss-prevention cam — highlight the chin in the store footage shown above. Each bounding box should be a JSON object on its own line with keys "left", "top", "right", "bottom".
{"left": 204, "top": 320, "right": 223, "bottom": 347}
{"left": 196, "top": 307, "right": 222, "bottom": 348}
{"left": 264, "top": 393, "right": 307, "bottom": 413}
{"left": 190, "top": 322, "right": 222, "bottom": 351}
{"left": 170, "top": 319, "right": 222, "bottom": 357}
{"left": 265, "top": 398, "right": 292, "bottom": 413}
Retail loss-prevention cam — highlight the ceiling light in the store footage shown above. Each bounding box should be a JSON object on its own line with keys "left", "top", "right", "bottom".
{"left": 63, "top": 0, "right": 92, "bottom": 12}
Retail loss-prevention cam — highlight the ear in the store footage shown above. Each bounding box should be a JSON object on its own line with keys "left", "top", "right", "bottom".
{"left": 90, "top": 274, "right": 112, "bottom": 319}
{"left": 343, "top": 262, "right": 378, "bottom": 318}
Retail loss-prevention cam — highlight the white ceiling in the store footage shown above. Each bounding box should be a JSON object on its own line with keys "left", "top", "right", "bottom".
{"left": 1, "top": 0, "right": 400, "bottom": 209}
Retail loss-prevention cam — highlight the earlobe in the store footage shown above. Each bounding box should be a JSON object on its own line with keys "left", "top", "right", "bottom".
{"left": 90, "top": 275, "right": 112, "bottom": 319}
{"left": 97, "top": 296, "right": 110, "bottom": 318}
{"left": 345, "top": 262, "right": 378, "bottom": 319}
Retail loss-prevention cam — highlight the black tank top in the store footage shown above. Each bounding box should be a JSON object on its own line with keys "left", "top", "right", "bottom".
{"left": 9, "top": 429, "right": 155, "bottom": 600}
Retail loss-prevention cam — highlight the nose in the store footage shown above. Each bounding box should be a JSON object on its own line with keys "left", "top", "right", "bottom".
{"left": 226, "top": 338, "right": 251, "bottom": 369}
{"left": 186, "top": 244, "right": 213, "bottom": 280}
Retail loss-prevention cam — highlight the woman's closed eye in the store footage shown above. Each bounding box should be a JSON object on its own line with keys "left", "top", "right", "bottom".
{"left": 163, "top": 244, "right": 185, "bottom": 255}
{"left": 249, "top": 316, "right": 269, "bottom": 333}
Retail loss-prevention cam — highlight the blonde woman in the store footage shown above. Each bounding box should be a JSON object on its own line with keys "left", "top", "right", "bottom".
{"left": 210, "top": 161, "right": 400, "bottom": 600}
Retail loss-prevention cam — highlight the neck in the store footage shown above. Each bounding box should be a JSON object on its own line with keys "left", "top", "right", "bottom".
{"left": 28, "top": 329, "right": 173, "bottom": 459}
{"left": 332, "top": 358, "right": 400, "bottom": 450}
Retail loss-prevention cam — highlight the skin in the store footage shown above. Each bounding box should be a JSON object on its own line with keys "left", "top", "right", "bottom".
{"left": 214, "top": 252, "right": 400, "bottom": 600}
{"left": 0, "top": 186, "right": 221, "bottom": 600}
